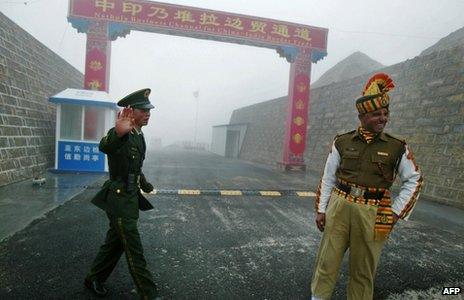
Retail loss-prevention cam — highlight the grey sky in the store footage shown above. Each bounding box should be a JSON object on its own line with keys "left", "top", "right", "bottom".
{"left": 1, "top": 0, "right": 463, "bottom": 146}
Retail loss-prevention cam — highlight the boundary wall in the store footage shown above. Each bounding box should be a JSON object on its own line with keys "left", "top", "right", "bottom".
{"left": 231, "top": 46, "right": 464, "bottom": 207}
{"left": 0, "top": 13, "right": 83, "bottom": 186}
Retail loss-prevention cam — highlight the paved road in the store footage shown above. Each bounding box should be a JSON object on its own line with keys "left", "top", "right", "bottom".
{"left": 0, "top": 150, "right": 462, "bottom": 299}
{"left": 0, "top": 172, "right": 103, "bottom": 241}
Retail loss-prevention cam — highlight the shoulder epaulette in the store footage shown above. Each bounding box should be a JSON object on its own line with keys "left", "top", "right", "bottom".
{"left": 384, "top": 132, "right": 406, "bottom": 144}
{"left": 335, "top": 130, "right": 356, "bottom": 139}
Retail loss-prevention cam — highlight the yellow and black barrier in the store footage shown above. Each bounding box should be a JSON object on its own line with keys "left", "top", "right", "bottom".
{"left": 143, "top": 189, "right": 316, "bottom": 197}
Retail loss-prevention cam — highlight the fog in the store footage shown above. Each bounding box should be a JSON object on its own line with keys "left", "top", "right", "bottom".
{"left": 1, "top": 0, "right": 463, "bottom": 146}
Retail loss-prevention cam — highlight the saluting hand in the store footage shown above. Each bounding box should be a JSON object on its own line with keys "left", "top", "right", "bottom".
{"left": 115, "top": 106, "right": 135, "bottom": 137}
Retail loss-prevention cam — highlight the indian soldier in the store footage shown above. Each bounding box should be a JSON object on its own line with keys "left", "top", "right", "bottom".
{"left": 311, "top": 73, "right": 423, "bottom": 299}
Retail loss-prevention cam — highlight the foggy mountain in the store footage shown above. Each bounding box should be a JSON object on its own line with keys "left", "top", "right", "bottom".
{"left": 312, "top": 51, "right": 384, "bottom": 89}
{"left": 421, "top": 26, "right": 464, "bottom": 56}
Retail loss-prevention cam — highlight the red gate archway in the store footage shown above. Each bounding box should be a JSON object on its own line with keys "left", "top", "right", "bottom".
{"left": 68, "top": 0, "right": 328, "bottom": 170}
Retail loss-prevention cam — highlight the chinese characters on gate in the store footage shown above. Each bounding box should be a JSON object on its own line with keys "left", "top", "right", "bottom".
{"left": 72, "top": 0, "right": 313, "bottom": 47}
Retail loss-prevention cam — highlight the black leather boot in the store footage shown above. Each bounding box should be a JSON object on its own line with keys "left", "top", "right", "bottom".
{"left": 84, "top": 278, "right": 108, "bottom": 297}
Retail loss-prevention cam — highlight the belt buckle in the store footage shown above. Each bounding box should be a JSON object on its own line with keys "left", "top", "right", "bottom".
{"left": 350, "top": 186, "right": 363, "bottom": 198}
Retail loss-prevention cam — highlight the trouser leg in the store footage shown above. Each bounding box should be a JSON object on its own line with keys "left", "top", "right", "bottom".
{"left": 347, "top": 202, "right": 386, "bottom": 300}
{"left": 116, "top": 217, "right": 158, "bottom": 300}
{"left": 86, "top": 217, "right": 124, "bottom": 282}
{"left": 311, "top": 194, "right": 350, "bottom": 299}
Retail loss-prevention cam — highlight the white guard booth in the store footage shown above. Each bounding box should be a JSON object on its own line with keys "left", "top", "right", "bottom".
{"left": 49, "top": 88, "right": 118, "bottom": 173}
{"left": 211, "top": 123, "right": 247, "bottom": 158}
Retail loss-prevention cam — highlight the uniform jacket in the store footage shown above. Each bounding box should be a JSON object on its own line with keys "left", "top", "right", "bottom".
{"left": 335, "top": 130, "right": 405, "bottom": 188}
{"left": 315, "top": 130, "right": 423, "bottom": 220}
{"left": 91, "top": 127, "right": 154, "bottom": 219}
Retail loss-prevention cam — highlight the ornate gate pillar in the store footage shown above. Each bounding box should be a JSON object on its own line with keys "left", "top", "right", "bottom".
{"left": 69, "top": 0, "right": 327, "bottom": 166}
{"left": 281, "top": 48, "right": 312, "bottom": 171}
{"left": 84, "top": 21, "right": 111, "bottom": 91}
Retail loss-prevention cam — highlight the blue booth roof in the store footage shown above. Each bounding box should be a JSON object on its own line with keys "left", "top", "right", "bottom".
{"left": 49, "top": 88, "right": 118, "bottom": 109}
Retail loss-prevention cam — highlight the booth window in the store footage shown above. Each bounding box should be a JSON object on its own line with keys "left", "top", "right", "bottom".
{"left": 60, "top": 103, "right": 82, "bottom": 140}
{"left": 84, "top": 106, "right": 105, "bottom": 141}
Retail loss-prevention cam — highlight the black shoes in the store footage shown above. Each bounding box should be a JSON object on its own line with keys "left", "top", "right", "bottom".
{"left": 84, "top": 278, "right": 108, "bottom": 297}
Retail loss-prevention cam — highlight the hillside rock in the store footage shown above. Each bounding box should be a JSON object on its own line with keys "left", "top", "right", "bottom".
{"left": 312, "top": 51, "right": 384, "bottom": 89}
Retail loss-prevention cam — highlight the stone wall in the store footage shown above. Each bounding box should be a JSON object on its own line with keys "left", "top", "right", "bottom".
{"left": 231, "top": 45, "right": 464, "bottom": 208}
{"left": 230, "top": 97, "right": 287, "bottom": 165}
{"left": 0, "top": 13, "right": 83, "bottom": 186}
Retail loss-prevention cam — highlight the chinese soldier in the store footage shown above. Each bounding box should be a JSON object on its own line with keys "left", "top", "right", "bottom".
{"left": 84, "top": 88, "right": 160, "bottom": 299}
{"left": 311, "top": 73, "right": 423, "bottom": 299}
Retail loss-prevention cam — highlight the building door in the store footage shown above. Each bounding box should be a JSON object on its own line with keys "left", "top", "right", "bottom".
{"left": 225, "top": 130, "right": 240, "bottom": 158}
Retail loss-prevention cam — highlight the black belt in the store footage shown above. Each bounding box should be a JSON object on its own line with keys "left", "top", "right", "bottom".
{"left": 336, "top": 182, "right": 385, "bottom": 200}
{"left": 110, "top": 174, "right": 141, "bottom": 193}
{"left": 110, "top": 175, "right": 124, "bottom": 181}
{"left": 109, "top": 174, "right": 140, "bottom": 183}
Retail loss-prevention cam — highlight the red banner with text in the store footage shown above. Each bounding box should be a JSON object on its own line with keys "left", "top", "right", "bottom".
{"left": 85, "top": 47, "right": 108, "bottom": 90}
{"left": 69, "top": 0, "right": 327, "bottom": 49}
{"left": 289, "top": 73, "right": 309, "bottom": 155}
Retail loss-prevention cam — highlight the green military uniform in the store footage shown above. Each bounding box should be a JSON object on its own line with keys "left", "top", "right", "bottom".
{"left": 85, "top": 89, "right": 158, "bottom": 300}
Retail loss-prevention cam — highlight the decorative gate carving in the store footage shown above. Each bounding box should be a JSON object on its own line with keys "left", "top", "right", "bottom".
{"left": 68, "top": 0, "right": 328, "bottom": 170}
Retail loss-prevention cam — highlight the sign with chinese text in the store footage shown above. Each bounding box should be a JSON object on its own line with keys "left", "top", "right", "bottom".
{"left": 68, "top": 0, "right": 329, "bottom": 169}
{"left": 58, "top": 141, "right": 105, "bottom": 172}
{"left": 69, "top": 0, "right": 327, "bottom": 50}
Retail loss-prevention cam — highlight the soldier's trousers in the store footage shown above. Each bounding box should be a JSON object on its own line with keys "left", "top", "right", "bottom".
{"left": 86, "top": 214, "right": 158, "bottom": 299}
{"left": 311, "top": 192, "right": 386, "bottom": 300}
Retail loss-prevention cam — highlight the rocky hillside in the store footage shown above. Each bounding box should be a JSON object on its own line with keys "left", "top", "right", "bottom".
{"left": 421, "top": 26, "right": 464, "bottom": 56}
{"left": 312, "top": 51, "right": 384, "bottom": 88}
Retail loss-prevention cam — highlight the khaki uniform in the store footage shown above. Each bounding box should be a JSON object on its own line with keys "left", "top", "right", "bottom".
{"left": 312, "top": 192, "right": 384, "bottom": 300}
{"left": 86, "top": 127, "right": 158, "bottom": 300}
{"left": 311, "top": 130, "right": 423, "bottom": 299}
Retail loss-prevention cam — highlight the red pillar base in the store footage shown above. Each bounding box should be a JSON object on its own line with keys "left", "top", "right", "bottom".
{"left": 277, "top": 162, "right": 306, "bottom": 172}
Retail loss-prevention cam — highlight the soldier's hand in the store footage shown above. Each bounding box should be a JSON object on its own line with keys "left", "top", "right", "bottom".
{"left": 140, "top": 174, "right": 154, "bottom": 193}
{"left": 316, "top": 212, "right": 326, "bottom": 232}
{"left": 115, "top": 106, "right": 134, "bottom": 137}
{"left": 141, "top": 182, "right": 154, "bottom": 193}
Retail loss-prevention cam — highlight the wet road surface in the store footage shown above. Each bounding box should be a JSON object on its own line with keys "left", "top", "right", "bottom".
{"left": 0, "top": 150, "right": 462, "bottom": 299}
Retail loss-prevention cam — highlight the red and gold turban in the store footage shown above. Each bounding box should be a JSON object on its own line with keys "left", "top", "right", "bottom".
{"left": 356, "top": 73, "right": 395, "bottom": 114}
